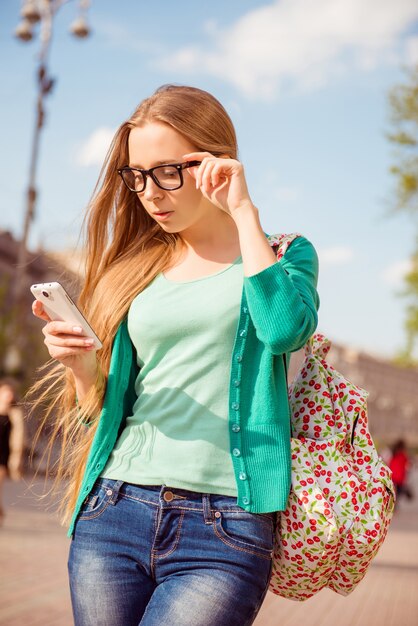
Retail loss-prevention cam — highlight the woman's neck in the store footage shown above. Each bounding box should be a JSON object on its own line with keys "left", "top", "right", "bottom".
{"left": 179, "top": 211, "right": 239, "bottom": 258}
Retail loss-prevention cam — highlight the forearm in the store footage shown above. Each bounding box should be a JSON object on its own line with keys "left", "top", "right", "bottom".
{"left": 72, "top": 356, "right": 101, "bottom": 405}
{"left": 74, "top": 372, "right": 97, "bottom": 405}
{"left": 232, "top": 212, "right": 320, "bottom": 355}
{"left": 233, "top": 204, "right": 278, "bottom": 277}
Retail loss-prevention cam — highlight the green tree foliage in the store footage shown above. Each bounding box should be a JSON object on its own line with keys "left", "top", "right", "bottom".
{"left": 387, "top": 64, "right": 418, "bottom": 364}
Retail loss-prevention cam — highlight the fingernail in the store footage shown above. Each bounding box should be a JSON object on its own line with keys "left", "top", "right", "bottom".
{"left": 73, "top": 326, "right": 83, "bottom": 333}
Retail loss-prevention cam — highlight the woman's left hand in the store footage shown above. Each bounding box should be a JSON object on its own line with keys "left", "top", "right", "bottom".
{"left": 182, "top": 151, "right": 256, "bottom": 218}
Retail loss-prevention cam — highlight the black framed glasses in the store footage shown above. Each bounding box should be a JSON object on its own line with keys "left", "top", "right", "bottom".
{"left": 117, "top": 160, "right": 202, "bottom": 193}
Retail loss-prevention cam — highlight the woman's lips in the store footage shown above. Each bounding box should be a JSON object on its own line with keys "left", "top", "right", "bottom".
{"left": 154, "top": 212, "right": 173, "bottom": 221}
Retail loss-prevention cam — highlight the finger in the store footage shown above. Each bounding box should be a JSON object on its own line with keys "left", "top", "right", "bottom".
{"left": 201, "top": 161, "right": 217, "bottom": 193}
{"left": 182, "top": 151, "right": 214, "bottom": 160}
{"left": 196, "top": 156, "right": 216, "bottom": 190}
{"left": 47, "top": 345, "right": 97, "bottom": 360}
{"left": 210, "top": 162, "right": 228, "bottom": 188}
{"left": 45, "top": 334, "right": 96, "bottom": 349}
{"left": 43, "top": 320, "right": 89, "bottom": 337}
{"left": 32, "top": 300, "right": 52, "bottom": 322}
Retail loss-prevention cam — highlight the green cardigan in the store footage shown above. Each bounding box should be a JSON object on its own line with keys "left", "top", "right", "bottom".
{"left": 67, "top": 234, "right": 319, "bottom": 538}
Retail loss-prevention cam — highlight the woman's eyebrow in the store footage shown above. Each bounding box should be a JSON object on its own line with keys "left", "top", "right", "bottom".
{"left": 128, "top": 158, "right": 178, "bottom": 168}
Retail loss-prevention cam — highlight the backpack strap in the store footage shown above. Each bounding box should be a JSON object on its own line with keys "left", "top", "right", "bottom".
{"left": 267, "top": 232, "right": 303, "bottom": 260}
{"left": 305, "top": 333, "right": 331, "bottom": 359}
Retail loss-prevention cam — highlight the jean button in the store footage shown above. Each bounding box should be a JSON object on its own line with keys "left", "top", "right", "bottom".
{"left": 163, "top": 491, "right": 174, "bottom": 502}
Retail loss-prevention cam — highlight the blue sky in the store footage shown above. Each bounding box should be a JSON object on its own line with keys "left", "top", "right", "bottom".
{"left": 1, "top": 0, "right": 418, "bottom": 359}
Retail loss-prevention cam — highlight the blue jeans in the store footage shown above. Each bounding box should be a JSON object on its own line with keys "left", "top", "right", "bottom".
{"left": 68, "top": 478, "right": 276, "bottom": 626}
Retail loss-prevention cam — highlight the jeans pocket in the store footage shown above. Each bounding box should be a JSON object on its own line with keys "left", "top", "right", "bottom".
{"left": 212, "top": 510, "right": 274, "bottom": 560}
{"left": 78, "top": 480, "right": 113, "bottom": 521}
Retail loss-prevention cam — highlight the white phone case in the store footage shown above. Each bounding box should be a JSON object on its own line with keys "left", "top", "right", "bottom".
{"left": 30, "top": 281, "right": 103, "bottom": 350}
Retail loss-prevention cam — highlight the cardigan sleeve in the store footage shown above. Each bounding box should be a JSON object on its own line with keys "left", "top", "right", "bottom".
{"left": 243, "top": 236, "right": 320, "bottom": 355}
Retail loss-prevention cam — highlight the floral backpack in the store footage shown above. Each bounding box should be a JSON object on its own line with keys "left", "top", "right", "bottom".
{"left": 267, "top": 233, "right": 396, "bottom": 601}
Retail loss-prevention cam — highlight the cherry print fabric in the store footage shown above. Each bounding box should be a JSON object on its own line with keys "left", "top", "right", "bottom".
{"left": 266, "top": 234, "right": 396, "bottom": 601}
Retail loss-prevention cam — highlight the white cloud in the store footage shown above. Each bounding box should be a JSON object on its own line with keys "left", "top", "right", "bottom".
{"left": 318, "top": 246, "right": 354, "bottom": 266}
{"left": 381, "top": 259, "right": 413, "bottom": 286}
{"left": 154, "top": 0, "right": 418, "bottom": 100}
{"left": 75, "top": 127, "right": 116, "bottom": 168}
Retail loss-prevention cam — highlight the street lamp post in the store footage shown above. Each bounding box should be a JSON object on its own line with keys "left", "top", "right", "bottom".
{"left": 8, "top": 0, "right": 91, "bottom": 374}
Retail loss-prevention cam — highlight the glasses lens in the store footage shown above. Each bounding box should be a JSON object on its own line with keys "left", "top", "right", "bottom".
{"left": 153, "top": 165, "right": 181, "bottom": 190}
{"left": 122, "top": 169, "right": 145, "bottom": 192}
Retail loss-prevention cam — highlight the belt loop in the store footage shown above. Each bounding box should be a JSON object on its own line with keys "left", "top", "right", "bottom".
{"left": 108, "top": 480, "right": 124, "bottom": 505}
{"left": 203, "top": 494, "right": 213, "bottom": 524}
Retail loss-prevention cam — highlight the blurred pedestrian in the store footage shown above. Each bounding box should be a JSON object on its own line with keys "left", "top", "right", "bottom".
{"left": 29, "top": 84, "right": 320, "bottom": 625}
{"left": 389, "top": 438, "right": 414, "bottom": 511}
{"left": 0, "top": 377, "right": 25, "bottom": 525}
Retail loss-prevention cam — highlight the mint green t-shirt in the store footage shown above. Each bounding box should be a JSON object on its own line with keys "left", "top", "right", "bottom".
{"left": 100, "top": 255, "right": 243, "bottom": 496}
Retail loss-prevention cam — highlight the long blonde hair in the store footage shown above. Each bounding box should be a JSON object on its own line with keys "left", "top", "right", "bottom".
{"left": 26, "top": 84, "right": 238, "bottom": 526}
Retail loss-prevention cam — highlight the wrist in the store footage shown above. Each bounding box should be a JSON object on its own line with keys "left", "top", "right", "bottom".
{"left": 71, "top": 357, "right": 103, "bottom": 403}
{"left": 71, "top": 353, "right": 99, "bottom": 380}
{"left": 231, "top": 202, "right": 260, "bottom": 225}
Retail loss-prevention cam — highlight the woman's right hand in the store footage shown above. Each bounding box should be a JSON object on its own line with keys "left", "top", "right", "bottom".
{"left": 32, "top": 299, "right": 98, "bottom": 376}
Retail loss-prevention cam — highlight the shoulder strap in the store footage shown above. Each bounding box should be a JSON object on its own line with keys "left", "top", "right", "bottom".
{"left": 266, "top": 232, "right": 303, "bottom": 261}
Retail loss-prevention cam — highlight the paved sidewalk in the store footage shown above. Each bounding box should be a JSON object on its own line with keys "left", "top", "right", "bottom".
{"left": 0, "top": 471, "right": 417, "bottom": 626}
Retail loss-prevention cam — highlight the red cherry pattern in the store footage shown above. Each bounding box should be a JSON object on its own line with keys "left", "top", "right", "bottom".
{"left": 266, "top": 234, "right": 396, "bottom": 601}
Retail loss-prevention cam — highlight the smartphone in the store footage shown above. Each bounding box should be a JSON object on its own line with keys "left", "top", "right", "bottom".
{"left": 30, "top": 281, "right": 103, "bottom": 350}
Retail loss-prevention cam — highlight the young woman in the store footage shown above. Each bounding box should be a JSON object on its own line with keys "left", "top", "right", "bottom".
{"left": 30, "top": 84, "right": 320, "bottom": 625}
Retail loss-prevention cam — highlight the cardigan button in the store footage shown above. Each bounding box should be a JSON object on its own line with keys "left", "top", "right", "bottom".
{"left": 242, "top": 307, "right": 248, "bottom": 314}
{"left": 243, "top": 497, "right": 250, "bottom": 505}
{"left": 233, "top": 380, "right": 240, "bottom": 387}
{"left": 239, "top": 472, "right": 247, "bottom": 481}
{"left": 232, "top": 448, "right": 241, "bottom": 457}
{"left": 231, "top": 402, "right": 240, "bottom": 410}
{"left": 231, "top": 423, "right": 240, "bottom": 433}
{"left": 236, "top": 355, "right": 243, "bottom": 362}
{"left": 239, "top": 329, "right": 247, "bottom": 337}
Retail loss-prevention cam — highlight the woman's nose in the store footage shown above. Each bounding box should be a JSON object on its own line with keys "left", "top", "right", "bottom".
{"left": 143, "top": 176, "right": 163, "bottom": 201}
